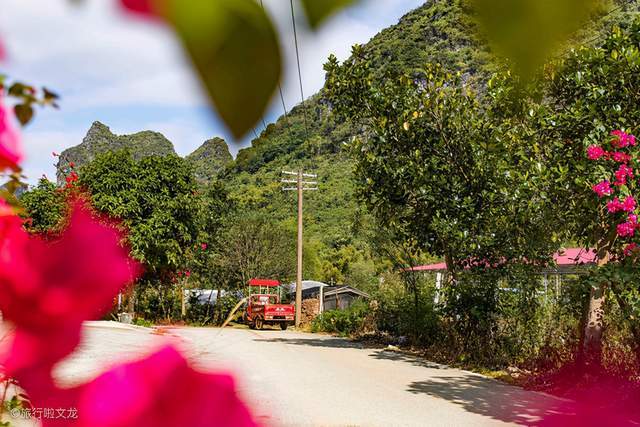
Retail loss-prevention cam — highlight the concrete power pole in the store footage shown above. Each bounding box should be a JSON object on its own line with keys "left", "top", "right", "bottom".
{"left": 282, "top": 170, "right": 318, "bottom": 327}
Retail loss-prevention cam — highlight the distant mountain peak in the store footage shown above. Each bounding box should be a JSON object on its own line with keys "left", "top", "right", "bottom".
{"left": 186, "top": 137, "right": 233, "bottom": 182}
{"left": 55, "top": 122, "right": 177, "bottom": 185}
{"left": 55, "top": 122, "right": 231, "bottom": 185}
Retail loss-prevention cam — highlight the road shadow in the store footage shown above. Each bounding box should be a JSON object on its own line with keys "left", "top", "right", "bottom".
{"left": 370, "top": 349, "right": 445, "bottom": 369}
{"left": 253, "top": 337, "right": 367, "bottom": 349}
{"left": 407, "top": 375, "right": 570, "bottom": 425}
{"left": 254, "top": 336, "right": 447, "bottom": 369}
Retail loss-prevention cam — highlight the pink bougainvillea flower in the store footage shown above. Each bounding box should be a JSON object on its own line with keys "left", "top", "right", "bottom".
{"left": 624, "top": 242, "right": 638, "bottom": 257}
{"left": 617, "top": 221, "right": 636, "bottom": 237}
{"left": 610, "top": 130, "right": 635, "bottom": 148}
{"left": 0, "top": 97, "right": 23, "bottom": 171}
{"left": 0, "top": 201, "right": 140, "bottom": 376}
{"left": 607, "top": 197, "right": 623, "bottom": 213}
{"left": 119, "top": 0, "right": 164, "bottom": 19}
{"left": 614, "top": 164, "right": 634, "bottom": 186}
{"left": 27, "top": 345, "right": 257, "bottom": 427}
{"left": 612, "top": 151, "right": 631, "bottom": 163}
{"left": 592, "top": 180, "right": 612, "bottom": 197}
{"left": 611, "top": 129, "right": 625, "bottom": 143}
{"left": 622, "top": 196, "right": 636, "bottom": 213}
{"left": 0, "top": 199, "right": 21, "bottom": 245}
{"left": 586, "top": 145, "right": 605, "bottom": 160}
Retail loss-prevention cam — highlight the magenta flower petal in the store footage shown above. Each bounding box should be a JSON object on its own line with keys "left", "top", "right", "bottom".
{"left": 0, "top": 201, "right": 140, "bottom": 378}
{"left": 0, "top": 98, "right": 23, "bottom": 170}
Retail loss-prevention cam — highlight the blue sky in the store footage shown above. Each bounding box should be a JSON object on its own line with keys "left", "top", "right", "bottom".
{"left": 0, "top": 0, "right": 424, "bottom": 183}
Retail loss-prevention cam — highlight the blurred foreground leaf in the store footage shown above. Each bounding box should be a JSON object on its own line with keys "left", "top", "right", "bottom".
{"left": 165, "top": 0, "right": 281, "bottom": 139}
{"left": 299, "top": 0, "right": 358, "bottom": 28}
{"left": 472, "top": 0, "right": 597, "bottom": 78}
{"left": 14, "top": 103, "right": 34, "bottom": 126}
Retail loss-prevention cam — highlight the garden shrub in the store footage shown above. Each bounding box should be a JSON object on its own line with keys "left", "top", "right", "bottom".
{"left": 311, "top": 299, "right": 369, "bottom": 336}
{"left": 373, "top": 273, "right": 441, "bottom": 345}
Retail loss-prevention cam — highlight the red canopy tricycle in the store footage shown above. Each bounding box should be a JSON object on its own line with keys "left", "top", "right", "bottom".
{"left": 243, "top": 279, "right": 295, "bottom": 330}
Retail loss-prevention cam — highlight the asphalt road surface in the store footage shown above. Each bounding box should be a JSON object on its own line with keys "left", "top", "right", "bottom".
{"left": 51, "top": 322, "right": 571, "bottom": 427}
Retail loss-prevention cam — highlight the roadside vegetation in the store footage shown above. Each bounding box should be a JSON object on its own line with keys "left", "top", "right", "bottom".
{"left": 9, "top": 0, "right": 640, "bottom": 415}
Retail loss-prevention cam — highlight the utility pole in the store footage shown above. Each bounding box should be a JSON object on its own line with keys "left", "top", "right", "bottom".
{"left": 282, "top": 170, "right": 318, "bottom": 327}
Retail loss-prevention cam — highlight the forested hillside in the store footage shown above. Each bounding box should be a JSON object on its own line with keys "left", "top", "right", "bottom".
{"left": 225, "top": 1, "right": 491, "bottom": 281}
{"left": 53, "top": 0, "right": 640, "bottom": 285}
{"left": 223, "top": 0, "right": 640, "bottom": 283}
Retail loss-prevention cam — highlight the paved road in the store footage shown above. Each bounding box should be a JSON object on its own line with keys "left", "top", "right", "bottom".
{"left": 50, "top": 322, "right": 573, "bottom": 426}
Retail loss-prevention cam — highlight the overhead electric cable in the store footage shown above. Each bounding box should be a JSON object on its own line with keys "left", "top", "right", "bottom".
{"left": 259, "top": 0, "right": 290, "bottom": 127}
{"left": 289, "top": 0, "right": 310, "bottom": 140}
{"left": 558, "top": 0, "right": 637, "bottom": 58}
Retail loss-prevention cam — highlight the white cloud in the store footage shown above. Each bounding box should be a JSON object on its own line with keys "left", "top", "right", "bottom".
{"left": 0, "top": 0, "right": 204, "bottom": 110}
{"left": 20, "top": 128, "right": 85, "bottom": 183}
{"left": 1, "top": 0, "right": 426, "bottom": 183}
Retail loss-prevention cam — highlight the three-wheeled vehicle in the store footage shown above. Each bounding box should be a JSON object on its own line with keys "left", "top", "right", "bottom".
{"left": 243, "top": 278, "right": 295, "bottom": 330}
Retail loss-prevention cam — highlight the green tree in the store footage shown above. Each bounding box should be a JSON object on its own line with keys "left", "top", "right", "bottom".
{"left": 540, "top": 20, "right": 640, "bottom": 367}
{"left": 324, "top": 50, "right": 557, "bottom": 277}
{"left": 79, "top": 150, "right": 199, "bottom": 273}
{"left": 20, "top": 178, "right": 65, "bottom": 234}
{"left": 78, "top": 150, "right": 200, "bottom": 319}
{"left": 218, "top": 213, "right": 297, "bottom": 287}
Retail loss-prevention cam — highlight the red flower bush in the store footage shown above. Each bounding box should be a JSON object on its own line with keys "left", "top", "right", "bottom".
{"left": 588, "top": 130, "right": 640, "bottom": 257}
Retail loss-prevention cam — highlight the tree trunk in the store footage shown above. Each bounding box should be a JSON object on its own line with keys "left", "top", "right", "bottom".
{"left": 581, "top": 282, "right": 606, "bottom": 366}
{"left": 579, "top": 251, "right": 609, "bottom": 370}
{"left": 215, "top": 286, "right": 223, "bottom": 324}
{"left": 181, "top": 283, "right": 186, "bottom": 318}
{"left": 128, "top": 286, "right": 136, "bottom": 315}
{"left": 444, "top": 252, "right": 456, "bottom": 285}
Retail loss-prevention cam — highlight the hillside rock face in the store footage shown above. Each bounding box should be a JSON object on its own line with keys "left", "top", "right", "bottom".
{"left": 186, "top": 137, "right": 232, "bottom": 182}
{"left": 56, "top": 121, "right": 176, "bottom": 185}
{"left": 56, "top": 122, "right": 232, "bottom": 185}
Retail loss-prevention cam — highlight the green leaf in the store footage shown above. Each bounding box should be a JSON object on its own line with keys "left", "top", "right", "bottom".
{"left": 165, "top": 0, "right": 281, "bottom": 138}
{"left": 471, "top": 0, "right": 597, "bottom": 78}
{"left": 299, "top": 0, "right": 357, "bottom": 29}
{"left": 14, "top": 103, "right": 34, "bottom": 126}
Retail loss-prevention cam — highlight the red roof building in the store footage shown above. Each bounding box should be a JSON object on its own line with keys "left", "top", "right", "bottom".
{"left": 408, "top": 248, "right": 598, "bottom": 274}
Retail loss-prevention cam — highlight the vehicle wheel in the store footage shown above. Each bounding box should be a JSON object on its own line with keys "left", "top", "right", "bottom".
{"left": 280, "top": 322, "right": 289, "bottom": 331}
{"left": 248, "top": 319, "right": 256, "bottom": 329}
{"left": 255, "top": 317, "right": 264, "bottom": 330}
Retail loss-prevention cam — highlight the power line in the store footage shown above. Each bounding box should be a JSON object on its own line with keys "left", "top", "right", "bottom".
{"left": 558, "top": 0, "right": 637, "bottom": 59}
{"left": 259, "top": 0, "right": 290, "bottom": 128}
{"left": 289, "top": 0, "right": 310, "bottom": 140}
{"left": 278, "top": 85, "right": 290, "bottom": 125}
